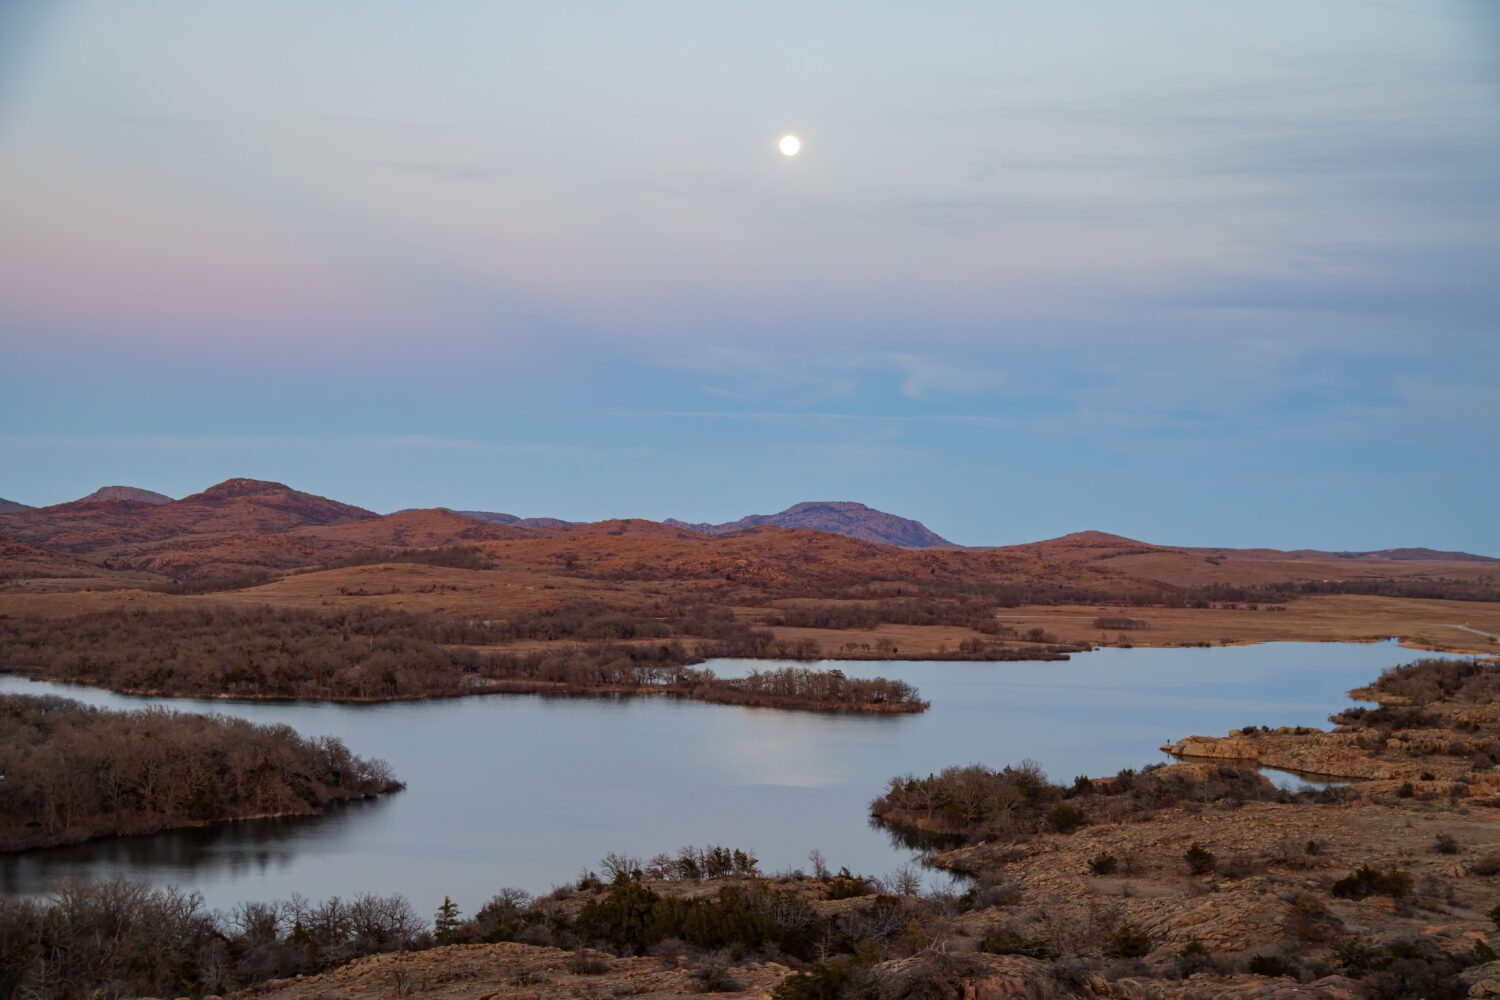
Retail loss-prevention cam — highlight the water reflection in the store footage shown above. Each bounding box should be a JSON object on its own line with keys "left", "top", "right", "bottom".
{"left": 0, "top": 797, "right": 395, "bottom": 895}
{"left": 0, "top": 640, "right": 1468, "bottom": 912}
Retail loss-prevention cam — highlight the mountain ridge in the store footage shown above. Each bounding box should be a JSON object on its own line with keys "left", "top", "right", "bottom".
{"left": 2, "top": 478, "right": 1495, "bottom": 590}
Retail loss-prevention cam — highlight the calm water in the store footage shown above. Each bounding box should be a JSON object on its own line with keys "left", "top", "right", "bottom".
{"left": 0, "top": 640, "right": 1466, "bottom": 914}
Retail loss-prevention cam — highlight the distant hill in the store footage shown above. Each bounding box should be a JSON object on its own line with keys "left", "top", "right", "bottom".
{"left": 666, "top": 501, "right": 952, "bottom": 548}
{"left": 1321, "top": 547, "right": 1500, "bottom": 564}
{"left": 0, "top": 498, "right": 32, "bottom": 514}
{"left": 77, "top": 486, "right": 174, "bottom": 505}
{"left": 451, "top": 510, "right": 576, "bottom": 530}
{"left": 0, "top": 478, "right": 375, "bottom": 554}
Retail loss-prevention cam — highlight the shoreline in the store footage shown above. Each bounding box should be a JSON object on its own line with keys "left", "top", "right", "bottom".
{"left": 0, "top": 786, "right": 399, "bottom": 855}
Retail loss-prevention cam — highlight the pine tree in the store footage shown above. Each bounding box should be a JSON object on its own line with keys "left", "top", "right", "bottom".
{"left": 435, "top": 896, "right": 462, "bottom": 944}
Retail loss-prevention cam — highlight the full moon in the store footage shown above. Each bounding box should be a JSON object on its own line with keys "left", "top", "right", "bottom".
{"left": 778, "top": 134, "right": 801, "bottom": 157}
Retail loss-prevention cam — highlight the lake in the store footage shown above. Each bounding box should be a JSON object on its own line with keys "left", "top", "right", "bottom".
{"left": 0, "top": 639, "right": 1465, "bottom": 914}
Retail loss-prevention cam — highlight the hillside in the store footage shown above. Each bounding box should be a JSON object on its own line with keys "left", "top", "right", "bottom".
{"left": 667, "top": 500, "right": 952, "bottom": 548}
{"left": 301, "top": 509, "right": 535, "bottom": 547}
{"left": 0, "top": 498, "right": 32, "bottom": 514}
{"left": 0, "top": 537, "right": 157, "bottom": 584}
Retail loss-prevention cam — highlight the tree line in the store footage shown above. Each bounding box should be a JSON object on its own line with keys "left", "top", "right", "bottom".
{"left": 0, "top": 694, "right": 399, "bottom": 852}
{"left": 0, "top": 608, "right": 926, "bottom": 712}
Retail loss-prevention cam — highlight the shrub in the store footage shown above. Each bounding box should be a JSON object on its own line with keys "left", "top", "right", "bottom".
{"left": 979, "top": 928, "right": 1054, "bottom": 959}
{"left": 963, "top": 879, "right": 1022, "bottom": 910}
{"left": 1333, "top": 937, "right": 1385, "bottom": 975}
{"left": 573, "top": 874, "right": 824, "bottom": 959}
{"left": 1248, "top": 954, "right": 1291, "bottom": 977}
{"left": 825, "top": 869, "right": 874, "bottom": 900}
{"left": 1332, "top": 865, "right": 1413, "bottom": 900}
{"left": 1398, "top": 782, "right": 1416, "bottom": 799}
{"left": 1284, "top": 893, "right": 1334, "bottom": 944}
{"left": 569, "top": 948, "right": 611, "bottom": 975}
{"left": 1044, "top": 803, "right": 1086, "bottom": 834}
{"left": 1470, "top": 854, "right": 1500, "bottom": 876}
{"left": 1184, "top": 843, "right": 1216, "bottom": 876}
{"left": 1087, "top": 852, "right": 1118, "bottom": 876}
{"left": 1101, "top": 923, "right": 1152, "bottom": 959}
{"left": 1176, "top": 940, "right": 1214, "bottom": 977}
{"left": 1433, "top": 833, "right": 1460, "bottom": 855}
{"left": 691, "top": 953, "right": 743, "bottom": 993}
{"left": 772, "top": 957, "right": 863, "bottom": 1000}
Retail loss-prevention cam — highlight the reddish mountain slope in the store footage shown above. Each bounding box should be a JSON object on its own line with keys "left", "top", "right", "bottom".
{"left": 0, "top": 478, "right": 375, "bottom": 554}
{"left": 0, "top": 537, "right": 134, "bottom": 582}
{"left": 301, "top": 509, "right": 534, "bottom": 547}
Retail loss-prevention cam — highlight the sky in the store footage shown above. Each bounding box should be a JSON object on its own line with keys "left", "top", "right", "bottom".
{"left": 1, "top": 1, "right": 1497, "bottom": 551}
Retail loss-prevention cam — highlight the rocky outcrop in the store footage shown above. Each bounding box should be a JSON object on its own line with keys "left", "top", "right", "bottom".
{"left": 1162, "top": 730, "right": 1404, "bottom": 781}
{"left": 239, "top": 941, "right": 788, "bottom": 1000}
{"left": 1165, "top": 671, "right": 1500, "bottom": 792}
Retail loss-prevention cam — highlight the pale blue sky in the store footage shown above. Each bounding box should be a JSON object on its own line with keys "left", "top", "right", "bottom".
{"left": 1, "top": 1, "right": 1496, "bottom": 550}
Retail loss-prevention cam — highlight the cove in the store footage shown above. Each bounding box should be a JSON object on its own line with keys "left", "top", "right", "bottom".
{"left": 0, "top": 639, "right": 1468, "bottom": 914}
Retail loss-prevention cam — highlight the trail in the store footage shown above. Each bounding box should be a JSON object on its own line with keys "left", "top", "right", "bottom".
{"left": 1448, "top": 624, "right": 1500, "bottom": 644}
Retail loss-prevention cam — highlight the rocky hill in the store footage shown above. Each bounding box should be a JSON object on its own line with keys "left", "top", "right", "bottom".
{"left": 667, "top": 500, "right": 952, "bottom": 548}
{"left": 76, "top": 485, "right": 173, "bottom": 505}
{"left": 0, "top": 498, "right": 32, "bottom": 514}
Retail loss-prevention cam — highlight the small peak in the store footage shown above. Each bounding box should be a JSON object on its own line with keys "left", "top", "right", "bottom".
{"left": 1050, "top": 530, "right": 1146, "bottom": 546}
{"left": 782, "top": 500, "right": 871, "bottom": 514}
{"left": 196, "top": 478, "right": 290, "bottom": 498}
{"left": 77, "top": 485, "right": 173, "bottom": 505}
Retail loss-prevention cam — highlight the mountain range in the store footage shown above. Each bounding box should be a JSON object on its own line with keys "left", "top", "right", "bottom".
{"left": 0, "top": 478, "right": 1494, "bottom": 591}
{"left": 7, "top": 484, "right": 953, "bottom": 549}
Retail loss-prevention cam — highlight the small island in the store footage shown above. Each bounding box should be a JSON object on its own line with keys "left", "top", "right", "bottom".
{"left": 0, "top": 694, "right": 402, "bottom": 852}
